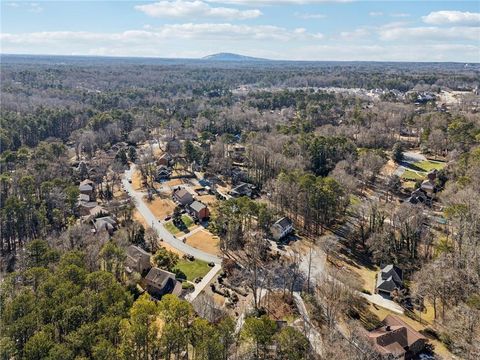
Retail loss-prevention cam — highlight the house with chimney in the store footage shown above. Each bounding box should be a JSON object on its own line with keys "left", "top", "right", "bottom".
{"left": 145, "top": 267, "right": 182, "bottom": 298}
{"left": 367, "top": 315, "right": 427, "bottom": 359}
{"left": 125, "top": 245, "right": 151, "bottom": 275}
{"left": 173, "top": 188, "right": 194, "bottom": 206}
{"left": 270, "top": 217, "right": 293, "bottom": 241}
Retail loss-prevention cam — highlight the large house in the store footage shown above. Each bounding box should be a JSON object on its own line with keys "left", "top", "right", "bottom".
{"left": 173, "top": 188, "right": 194, "bottom": 206}
{"left": 145, "top": 267, "right": 182, "bottom": 298}
{"left": 376, "top": 265, "right": 403, "bottom": 298}
{"left": 271, "top": 217, "right": 293, "bottom": 241}
{"left": 125, "top": 245, "right": 151, "bottom": 275}
{"left": 189, "top": 200, "right": 210, "bottom": 221}
{"left": 367, "top": 315, "right": 427, "bottom": 359}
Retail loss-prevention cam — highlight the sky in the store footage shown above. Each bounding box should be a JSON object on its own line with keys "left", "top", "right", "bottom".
{"left": 1, "top": 0, "right": 479, "bottom": 62}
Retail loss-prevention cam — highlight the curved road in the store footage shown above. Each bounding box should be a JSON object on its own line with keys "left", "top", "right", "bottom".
{"left": 123, "top": 166, "right": 221, "bottom": 264}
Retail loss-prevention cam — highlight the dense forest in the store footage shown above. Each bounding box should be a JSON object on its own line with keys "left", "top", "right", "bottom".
{"left": 1, "top": 56, "right": 479, "bottom": 359}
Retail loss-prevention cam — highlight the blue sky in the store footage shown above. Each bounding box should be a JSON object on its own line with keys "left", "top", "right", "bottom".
{"left": 1, "top": 1, "right": 479, "bottom": 61}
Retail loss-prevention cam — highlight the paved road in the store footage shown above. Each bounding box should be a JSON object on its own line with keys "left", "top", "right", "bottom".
{"left": 185, "top": 263, "right": 222, "bottom": 302}
{"left": 122, "top": 165, "right": 221, "bottom": 264}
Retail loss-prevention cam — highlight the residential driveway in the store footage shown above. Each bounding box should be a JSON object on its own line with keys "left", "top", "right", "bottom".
{"left": 123, "top": 165, "right": 221, "bottom": 264}
{"left": 361, "top": 293, "right": 404, "bottom": 314}
{"left": 292, "top": 292, "right": 323, "bottom": 356}
{"left": 184, "top": 263, "right": 222, "bottom": 302}
{"left": 393, "top": 151, "right": 427, "bottom": 177}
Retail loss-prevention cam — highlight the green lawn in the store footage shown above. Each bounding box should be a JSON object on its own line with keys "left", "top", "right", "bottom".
{"left": 164, "top": 215, "right": 195, "bottom": 235}
{"left": 164, "top": 221, "right": 181, "bottom": 235}
{"left": 401, "top": 170, "right": 424, "bottom": 181}
{"left": 174, "top": 259, "right": 211, "bottom": 281}
{"left": 411, "top": 160, "right": 446, "bottom": 172}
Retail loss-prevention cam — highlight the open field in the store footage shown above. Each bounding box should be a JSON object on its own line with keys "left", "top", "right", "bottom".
{"left": 401, "top": 169, "right": 424, "bottom": 181}
{"left": 174, "top": 259, "right": 211, "bottom": 281}
{"left": 185, "top": 229, "right": 221, "bottom": 256}
{"left": 166, "top": 178, "right": 184, "bottom": 187}
{"left": 412, "top": 160, "right": 446, "bottom": 172}
{"left": 145, "top": 196, "right": 176, "bottom": 220}
{"left": 132, "top": 170, "right": 145, "bottom": 190}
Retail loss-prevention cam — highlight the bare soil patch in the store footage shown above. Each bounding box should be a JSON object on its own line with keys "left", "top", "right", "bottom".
{"left": 145, "top": 196, "right": 176, "bottom": 220}
{"left": 185, "top": 229, "right": 221, "bottom": 256}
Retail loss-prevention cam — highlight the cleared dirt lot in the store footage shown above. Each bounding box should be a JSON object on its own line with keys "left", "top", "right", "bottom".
{"left": 185, "top": 229, "right": 221, "bottom": 256}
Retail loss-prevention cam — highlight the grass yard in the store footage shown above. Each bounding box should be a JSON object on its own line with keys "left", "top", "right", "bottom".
{"left": 174, "top": 259, "right": 211, "bottom": 281}
{"left": 185, "top": 229, "right": 221, "bottom": 255}
{"left": 401, "top": 169, "right": 424, "bottom": 181}
{"left": 412, "top": 160, "right": 446, "bottom": 172}
{"left": 145, "top": 196, "right": 176, "bottom": 220}
{"left": 164, "top": 215, "right": 196, "bottom": 235}
{"left": 402, "top": 180, "right": 416, "bottom": 189}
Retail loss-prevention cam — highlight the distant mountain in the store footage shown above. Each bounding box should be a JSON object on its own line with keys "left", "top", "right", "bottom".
{"left": 202, "top": 52, "right": 268, "bottom": 62}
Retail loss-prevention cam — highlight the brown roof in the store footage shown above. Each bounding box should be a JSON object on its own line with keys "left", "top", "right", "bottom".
{"left": 368, "top": 315, "right": 426, "bottom": 357}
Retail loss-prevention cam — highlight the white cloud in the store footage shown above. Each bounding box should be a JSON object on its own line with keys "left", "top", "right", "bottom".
{"left": 4, "top": 2, "right": 42, "bottom": 12}
{"left": 206, "top": 0, "right": 352, "bottom": 5}
{"left": 0, "top": 23, "right": 323, "bottom": 47}
{"left": 422, "top": 11, "right": 480, "bottom": 26}
{"left": 369, "top": 12, "right": 383, "bottom": 17}
{"left": 135, "top": 1, "right": 261, "bottom": 20}
{"left": 379, "top": 26, "right": 480, "bottom": 42}
{"left": 390, "top": 13, "right": 410, "bottom": 18}
{"left": 294, "top": 12, "right": 326, "bottom": 19}
{"left": 339, "top": 27, "right": 370, "bottom": 40}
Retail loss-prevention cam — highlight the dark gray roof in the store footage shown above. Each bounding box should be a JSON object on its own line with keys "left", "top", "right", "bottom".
{"left": 145, "top": 267, "right": 174, "bottom": 288}
{"left": 274, "top": 217, "right": 292, "bottom": 230}
{"left": 126, "top": 245, "right": 150, "bottom": 259}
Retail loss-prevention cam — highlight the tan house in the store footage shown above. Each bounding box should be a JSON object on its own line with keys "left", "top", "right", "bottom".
{"left": 79, "top": 179, "right": 96, "bottom": 201}
{"left": 125, "top": 245, "right": 151, "bottom": 275}
{"left": 367, "top": 315, "right": 427, "bottom": 359}
{"left": 145, "top": 267, "right": 182, "bottom": 298}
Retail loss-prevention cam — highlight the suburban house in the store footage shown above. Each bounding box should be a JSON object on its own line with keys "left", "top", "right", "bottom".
{"left": 158, "top": 153, "right": 173, "bottom": 166}
{"left": 367, "top": 315, "right": 427, "bottom": 359}
{"left": 93, "top": 216, "right": 117, "bottom": 235}
{"left": 229, "top": 182, "right": 256, "bottom": 198}
{"left": 271, "top": 217, "right": 293, "bottom": 241}
{"left": 420, "top": 169, "right": 437, "bottom": 195}
{"left": 376, "top": 265, "right": 403, "bottom": 298}
{"left": 77, "top": 199, "right": 98, "bottom": 216}
{"left": 79, "top": 179, "right": 95, "bottom": 201}
{"left": 173, "top": 188, "right": 194, "bottom": 206}
{"left": 145, "top": 267, "right": 182, "bottom": 298}
{"left": 189, "top": 200, "right": 210, "bottom": 220}
{"left": 156, "top": 165, "right": 172, "bottom": 181}
{"left": 125, "top": 245, "right": 151, "bottom": 275}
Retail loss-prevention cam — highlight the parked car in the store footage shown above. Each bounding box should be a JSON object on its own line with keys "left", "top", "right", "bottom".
{"left": 208, "top": 262, "right": 215, "bottom": 267}
{"left": 164, "top": 216, "right": 171, "bottom": 221}
{"left": 128, "top": 178, "right": 132, "bottom": 183}
{"left": 194, "top": 277, "right": 203, "bottom": 284}
{"left": 185, "top": 254, "right": 195, "bottom": 261}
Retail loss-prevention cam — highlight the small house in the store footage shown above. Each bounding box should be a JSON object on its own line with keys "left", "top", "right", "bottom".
{"left": 229, "top": 182, "right": 256, "bottom": 198}
{"left": 79, "top": 179, "right": 95, "bottom": 201}
{"left": 367, "top": 315, "right": 427, "bottom": 359}
{"left": 158, "top": 153, "right": 173, "bottom": 166}
{"left": 189, "top": 201, "right": 210, "bottom": 221}
{"left": 125, "top": 245, "right": 151, "bottom": 275}
{"left": 145, "top": 267, "right": 182, "bottom": 298}
{"left": 173, "top": 188, "right": 194, "bottom": 206}
{"left": 77, "top": 201, "right": 98, "bottom": 217}
{"left": 93, "top": 216, "right": 117, "bottom": 235}
{"left": 376, "top": 265, "right": 403, "bottom": 298}
{"left": 156, "top": 165, "right": 172, "bottom": 181}
{"left": 270, "top": 217, "right": 293, "bottom": 241}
